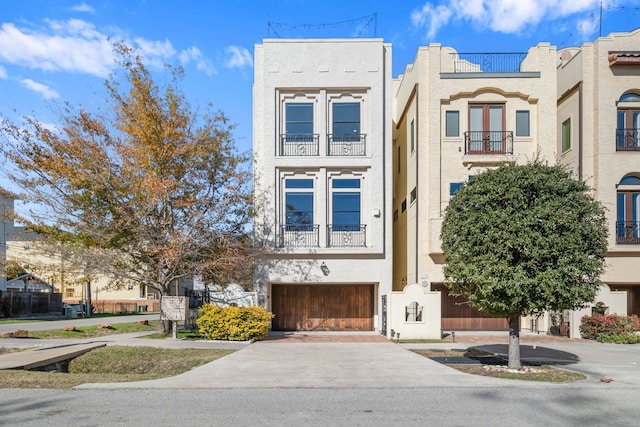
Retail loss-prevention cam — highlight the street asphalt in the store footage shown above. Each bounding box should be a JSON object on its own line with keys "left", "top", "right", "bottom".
{"left": 1, "top": 314, "right": 639, "bottom": 390}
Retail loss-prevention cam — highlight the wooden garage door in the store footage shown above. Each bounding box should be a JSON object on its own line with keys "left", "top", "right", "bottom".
{"left": 432, "top": 284, "right": 508, "bottom": 331}
{"left": 271, "top": 284, "right": 374, "bottom": 331}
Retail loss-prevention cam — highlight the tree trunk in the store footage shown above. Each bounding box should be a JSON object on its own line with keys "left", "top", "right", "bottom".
{"left": 507, "top": 315, "right": 522, "bottom": 369}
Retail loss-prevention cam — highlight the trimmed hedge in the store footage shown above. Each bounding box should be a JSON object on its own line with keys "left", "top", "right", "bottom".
{"left": 196, "top": 305, "right": 274, "bottom": 341}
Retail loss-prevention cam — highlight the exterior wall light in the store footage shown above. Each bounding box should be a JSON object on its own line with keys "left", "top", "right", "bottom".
{"left": 320, "top": 262, "right": 330, "bottom": 276}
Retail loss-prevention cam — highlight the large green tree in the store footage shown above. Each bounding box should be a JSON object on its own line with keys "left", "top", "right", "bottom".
{"left": 440, "top": 160, "right": 607, "bottom": 368}
{"left": 0, "top": 44, "right": 251, "bottom": 332}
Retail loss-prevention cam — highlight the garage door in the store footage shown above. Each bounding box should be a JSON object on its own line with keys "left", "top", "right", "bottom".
{"left": 271, "top": 284, "right": 374, "bottom": 331}
{"left": 432, "top": 284, "right": 508, "bottom": 331}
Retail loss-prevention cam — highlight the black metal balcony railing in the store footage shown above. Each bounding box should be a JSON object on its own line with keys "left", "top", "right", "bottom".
{"left": 450, "top": 52, "right": 528, "bottom": 73}
{"left": 327, "top": 224, "right": 366, "bottom": 247}
{"left": 328, "top": 134, "right": 366, "bottom": 156}
{"left": 278, "top": 224, "right": 320, "bottom": 248}
{"left": 616, "top": 129, "right": 640, "bottom": 151}
{"left": 616, "top": 221, "right": 640, "bottom": 244}
{"left": 464, "top": 131, "right": 514, "bottom": 155}
{"left": 280, "top": 134, "right": 319, "bottom": 156}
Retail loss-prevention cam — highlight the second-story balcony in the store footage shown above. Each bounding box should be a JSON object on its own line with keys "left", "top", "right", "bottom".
{"left": 327, "top": 224, "right": 367, "bottom": 247}
{"left": 280, "top": 133, "right": 319, "bottom": 156}
{"left": 464, "top": 131, "right": 514, "bottom": 155}
{"left": 328, "top": 134, "right": 366, "bottom": 156}
{"left": 616, "top": 221, "right": 640, "bottom": 244}
{"left": 616, "top": 129, "right": 640, "bottom": 151}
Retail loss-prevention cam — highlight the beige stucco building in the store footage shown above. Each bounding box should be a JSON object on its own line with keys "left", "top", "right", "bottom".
{"left": 557, "top": 28, "right": 640, "bottom": 336}
{"left": 391, "top": 42, "right": 559, "bottom": 338}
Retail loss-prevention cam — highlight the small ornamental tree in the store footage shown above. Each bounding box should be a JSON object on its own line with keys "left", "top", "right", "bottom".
{"left": 440, "top": 160, "right": 608, "bottom": 369}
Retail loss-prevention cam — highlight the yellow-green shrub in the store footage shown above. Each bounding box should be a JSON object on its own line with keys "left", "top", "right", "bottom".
{"left": 196, "top": 305, "right": 274, "bottom": 341}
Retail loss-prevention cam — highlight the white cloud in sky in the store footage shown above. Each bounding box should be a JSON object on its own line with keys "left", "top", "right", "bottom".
{"left": 70, "top": 3, "right": 95, "bottom": 13}
{"left": 0, "top": 20, "right": 114, "bottom": 77}
{"left": 0, "top": 19, "right": 217, "bottom": 79}
{"left": 20, "top": 78, "right": 59, "bottom": 99}
{"left": 0, "top": 65, "right": 7, "bottom": 79}
{"left": 225, "top": 46, "right": 253, "bottom": 69}
{"left": 179, "top": 46, "right": 216, "bottom": 76}
{"left": 412, "top": 0, "right": 603, "bottom": 38}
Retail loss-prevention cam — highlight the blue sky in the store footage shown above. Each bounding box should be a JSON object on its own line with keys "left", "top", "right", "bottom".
{"left": 1, "top": 0, "right": 639, "bottom": 180}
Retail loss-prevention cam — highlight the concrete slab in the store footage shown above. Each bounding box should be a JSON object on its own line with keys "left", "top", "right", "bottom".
{"left": 0, "top": 342, "right": 105, "bottom": 370}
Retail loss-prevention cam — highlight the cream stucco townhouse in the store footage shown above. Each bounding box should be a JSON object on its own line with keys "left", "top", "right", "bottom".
{"left": 557, "top": 28, "right": 640, "bottom": 337}
{"left": 390, "top": 43, "right": 559, "bottom": 339}
{"left": 253, "top": 39, "right": 393, "bottom": 332}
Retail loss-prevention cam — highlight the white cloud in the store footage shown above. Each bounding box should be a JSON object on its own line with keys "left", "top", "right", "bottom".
{"left": 0, "top": 65, "right": 7, "bottom": 79}
{"left": 0, "top": 19, "right": 217, "bottom": 79}
{"left": 225, "top": 46, "right": 253, "bottom": 69}
{"left": 412, "top": 0, "right": 602, "bottom": 37}
{"left": 0, "top": 20, "right": 114, "bottom": 77}
{"left": 179, "top": 46, "right": 216, "bottom": 76}
{"left": 20, "top": 78, "right": 59, "bottom": 99}
{"left": 70, "top": 3, "right": 95, "bottom": 13}
{"left": 411, "top": 3, "right": 453, "bottom": 38}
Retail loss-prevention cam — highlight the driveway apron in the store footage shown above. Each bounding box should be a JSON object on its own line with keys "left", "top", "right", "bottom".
{"left": 76, "top": 340, "right": 511, "bottom": 389}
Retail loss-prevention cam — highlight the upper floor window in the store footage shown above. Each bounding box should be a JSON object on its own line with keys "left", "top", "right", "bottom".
{"left": 616, "top": 175, "right": 640, "bottom": 244}
{"left": 465, "top": 104, "right": 512, "bottom": 154}
{"left": 616, "top": 93, "right": 640, "bottom": 151}
{"left": 284, "top": 179, "right": 314, "bottom": 230}
{"left": 280, "top": 178, "right": 318, "bottom": 248}
{"left": 516, "top": 110, "right": 530, "bottom": 137}
{"left": 329, "top": 102, "right": 365, "bottom": 156}
{"left": 332, "top": 103, "right": 360, "bottom": 141}
{"left": 281, "top": 103, "right": 318, "bottom": 156}
{"left": 562, "top": 118, "right": 571, "bottom": 152}
{"left": 445, "top": 111, "right": 459, "bottom": 137}
{"left": 329, "top": 178, "right": 365, "bottom": 247}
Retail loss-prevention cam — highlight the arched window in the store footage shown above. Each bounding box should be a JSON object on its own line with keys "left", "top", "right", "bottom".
{"left": 616, "top": 174, "right": 640, "bottom": 244}
{"left": 616, "top": 93, "right": 640, "bottom": 151}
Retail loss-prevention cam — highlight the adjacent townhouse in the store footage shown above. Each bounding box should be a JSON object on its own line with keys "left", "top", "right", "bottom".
{"left": 390, "top": 43, "right": 559, "bottom": 338}
{"left": 557, "top": 28, "right": 640, "bottom": 337}
{"left": 252, "top": 39, "right": 393, "bottom": 332}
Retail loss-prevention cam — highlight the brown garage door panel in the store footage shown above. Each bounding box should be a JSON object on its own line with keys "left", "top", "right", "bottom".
{"left": 272, "top": 285, "right": 373, "bottom": 331}
{"left": 433, "top": 284, "right": 508, "bottom": 331}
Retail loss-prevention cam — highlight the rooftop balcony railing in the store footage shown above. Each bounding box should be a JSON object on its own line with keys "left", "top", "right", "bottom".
{"left": 279, "top": 134, "right": 319, "bottom": 156}
{"left": 616, "top": 129, "right": 640, "bottom": 151}
{"left": 328, "top": 134, "right": 366, "bottom": 156}
{"left": 327, "top": 224, "right": 366, "bottom": 247}
{"left": 464, "top": 131, "right": 514, "bottom": 155}
{"left": 450, "top": 52, "right": 528, "bottom": 73}
{"left": 616, "top": 221, "right": 640, "bottom": 244}
{"left": 278, "top": 224, "right": 319, "bottom": 248}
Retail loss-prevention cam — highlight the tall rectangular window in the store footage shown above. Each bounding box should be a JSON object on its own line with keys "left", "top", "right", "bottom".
{"left": 397, "top": 146, "right": 401, "bottom": 174}
{"left": 468, "top": 104, "right": 505, "bottom": 153}
{"left": 332, "top": 179, "right": 360, "bottom": 231}
{"left": 562, "top": 118, "right": 571, "bottom": 152}
{"left": 285, "top": 103, "right": 313, "bottom": 139}
{"left": 410, "top": 119, "right": 415, "bottom": 153}
{"left": 332, "top": 103, "right": 361, "bottom": 141}
{"left": 516, "top": 110, "right": 530, "bottom": 137}
{"left": 445, "top": 111, "right": 459, "bottom": 137}
{"left": 285, "top": 179, "right": 314, "bottom": 231}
